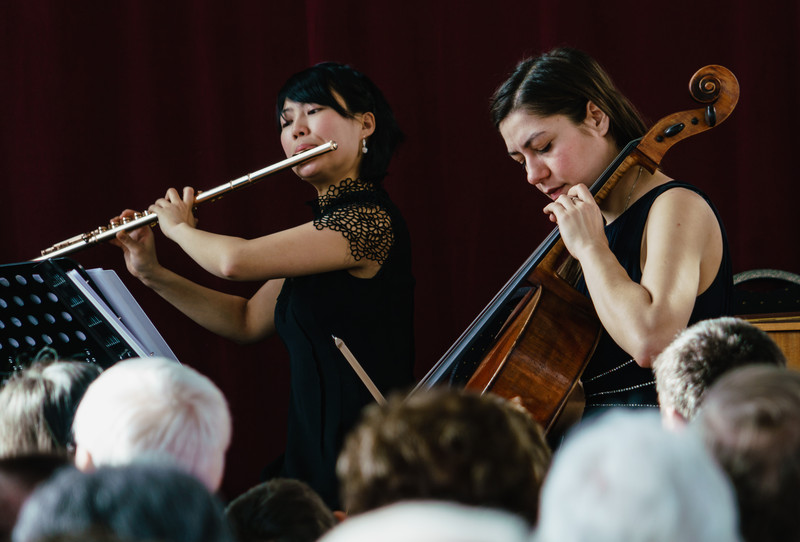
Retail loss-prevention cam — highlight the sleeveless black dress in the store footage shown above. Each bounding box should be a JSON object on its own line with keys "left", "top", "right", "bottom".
{"left": 273, "top": 178, "right": 415, "bottom": 509}
{"left": 578, "top": 181, "right": 732, "bottom": 417}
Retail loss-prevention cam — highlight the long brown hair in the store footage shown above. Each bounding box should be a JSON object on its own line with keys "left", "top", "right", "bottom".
{"left": 490, "top": 47, "right": 647, "bottom": 149}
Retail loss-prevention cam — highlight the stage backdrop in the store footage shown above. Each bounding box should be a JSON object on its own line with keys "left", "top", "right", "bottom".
{"left": 2, "top": 0, "right": 798, "bottom": 500}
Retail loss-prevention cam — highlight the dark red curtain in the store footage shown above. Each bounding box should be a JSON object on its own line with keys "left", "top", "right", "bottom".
{"left": 2, "top": 0, "right": 798, "bottom": 500}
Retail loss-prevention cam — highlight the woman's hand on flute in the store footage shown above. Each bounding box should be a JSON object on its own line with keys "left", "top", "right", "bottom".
{"left": 109, "top": 209, "right": 162, "bottom": 283}
{"left": 149, "top": 186, "right": 198, "bottom": 241}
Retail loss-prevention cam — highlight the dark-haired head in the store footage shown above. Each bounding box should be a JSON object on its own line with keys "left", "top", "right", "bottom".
{"left": 490, "top": 48, "right": 646, "bottom": 149}
{"left": 12, "top": 463, "right": 232, "bottom": 542}
{"left": 276, "top": 62, "right": 403, "bottom": 185}
{"left": 225, "top": 478, "right": 335, "bottom": 542}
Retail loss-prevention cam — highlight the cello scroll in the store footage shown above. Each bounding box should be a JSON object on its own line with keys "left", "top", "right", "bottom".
{"left": 591, "top": 65, "right": 738, "bottom": 208}
{"left": 635, "top": 65, "right": 739, "bottom": 173}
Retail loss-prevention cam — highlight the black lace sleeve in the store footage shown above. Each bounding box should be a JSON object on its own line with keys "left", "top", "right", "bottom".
{"left": 313, "top": 203, "right": 394, "bottom": 265}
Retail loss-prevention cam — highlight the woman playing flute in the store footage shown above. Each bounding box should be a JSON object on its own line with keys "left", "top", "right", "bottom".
{"left": 113, "top": 62, "right": 415, "bottom": 508}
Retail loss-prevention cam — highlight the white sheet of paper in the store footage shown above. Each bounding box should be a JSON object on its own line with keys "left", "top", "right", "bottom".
{"left": 67, "top": 268, "right": 179, "bottom": 362}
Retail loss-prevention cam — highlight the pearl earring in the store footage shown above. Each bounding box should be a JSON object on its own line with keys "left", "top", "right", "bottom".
{"left": 361, "top": 138, "right": 368, "bottom": 154}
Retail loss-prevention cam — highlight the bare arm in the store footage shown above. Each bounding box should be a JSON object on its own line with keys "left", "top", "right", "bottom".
{"left": 112, "top": 210, "right": 283, "bottom": 344}
{"left": 112, "top": 182, "right": 387, "bottom": 341}
{"left": 547, "top": 185, "right": 721, "bottom": 367}
{"left": 151, "top": 187, "right": 379, "bottom": 280}
{"left": 136, "top": 266, "right": 284, "bottom": 344}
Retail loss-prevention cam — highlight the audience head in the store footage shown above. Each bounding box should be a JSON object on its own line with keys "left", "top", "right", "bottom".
{"left": 318, "top": 501, "right": 531, "bottom": 542}
{"left": 694, "top": 365, "right": 800, "bottom": 542}
{"left": 654, "top": 316, "right": 786, "bottom": 428}
{"left": 225, "top": 478, "right": 336, "bottom": 542}
{"left": 534, "top": 410, "right": 741, "bottom": 542}
{"left": 12, "top": 462, "right": 232, "bottom": 542}
{"left": 336, "top": 388, "right": 551, "bottom": 524}
{"left": 0, "top": 359, "right": 102, "bottom": 458}
{"left": 0, "top": 453, "right": 70, "bottom": 542}
{"left": 72, "top": 356, "right": 232, "bottom": 491}
{"left": 18, "top": 532, "right": 129, "bottom": 542}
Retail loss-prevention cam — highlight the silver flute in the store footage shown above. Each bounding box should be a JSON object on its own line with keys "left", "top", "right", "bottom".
{"left": 35, "top": 141, "right": 338, "bottom": 261}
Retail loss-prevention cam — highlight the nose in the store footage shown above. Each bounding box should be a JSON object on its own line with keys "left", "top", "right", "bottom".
{"left": 525, "top": 157, "right": 549, "bottom": 186}
{"left": 292, "top": 115, "right": 308, "bottom": 138}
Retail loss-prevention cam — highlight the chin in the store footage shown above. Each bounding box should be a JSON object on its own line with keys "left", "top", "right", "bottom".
{"left": 294, "top": 164, "right": 319, "bottom": 180}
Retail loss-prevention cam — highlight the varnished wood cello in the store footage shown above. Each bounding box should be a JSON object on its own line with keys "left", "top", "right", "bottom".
{"left": 414, "top": 65, "right": 740, "bottom": 435}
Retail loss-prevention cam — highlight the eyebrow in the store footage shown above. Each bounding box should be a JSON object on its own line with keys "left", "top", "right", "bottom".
{"left": 508, "top": 131, "right": 546, "bottom": 156}
{"left": 280, "top": 101, "right": 303, "bottom": 116}
{"left": 281, "top": 101, "right": 323, "bottom": 116}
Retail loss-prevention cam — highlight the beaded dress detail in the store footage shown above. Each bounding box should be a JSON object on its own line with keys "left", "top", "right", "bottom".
{"left": 311, "top": 178, "right": 393, "bottom": 264}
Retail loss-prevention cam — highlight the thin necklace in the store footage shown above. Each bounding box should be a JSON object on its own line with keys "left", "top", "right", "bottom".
{"left": 623, "top": 166, "right": 643, "bottom": 212}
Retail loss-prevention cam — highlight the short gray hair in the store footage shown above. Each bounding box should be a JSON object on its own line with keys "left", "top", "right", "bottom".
{"left": 653, "top": 317, "right": 786, "bottom": 419}
{"left": 535, "top": 410, "right": 741, "bottom": 542}
{"left": 72, "top": 357, "right": 231, "bottom": 490}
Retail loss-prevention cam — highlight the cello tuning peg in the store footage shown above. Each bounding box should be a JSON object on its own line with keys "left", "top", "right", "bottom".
{"left": 705, "top": 105, "right": 717, "bottom": 127}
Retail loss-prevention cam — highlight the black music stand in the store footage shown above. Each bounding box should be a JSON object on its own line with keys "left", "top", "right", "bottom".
{"left": 0, "top": 258, "right": 162, "bottom": 382}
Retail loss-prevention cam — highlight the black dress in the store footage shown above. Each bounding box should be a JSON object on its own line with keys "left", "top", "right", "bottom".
{"left": 578, "top": 181, "right": 732, "bottom": 416}
{"left": 273, "top": 178, "right": 415, "bottom": 509}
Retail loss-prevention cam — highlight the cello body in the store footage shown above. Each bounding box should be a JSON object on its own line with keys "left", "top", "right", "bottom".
{"left": 415, "top": 65, "right": 740, "bottom": 434}
{"left": 465, "top": 228, "right": 601, "bottom": 434}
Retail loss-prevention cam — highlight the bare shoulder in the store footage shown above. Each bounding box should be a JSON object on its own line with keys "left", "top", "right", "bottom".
{"left": 648, "top": 185, "right": 717, "bottom": 228}
{"left": 642, "top": 185, "right": 721, "bottom": 264}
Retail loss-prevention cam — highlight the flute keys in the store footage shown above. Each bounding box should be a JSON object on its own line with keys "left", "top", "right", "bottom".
{"left": 34, "top": 141, "right": 338, "bottom": 261}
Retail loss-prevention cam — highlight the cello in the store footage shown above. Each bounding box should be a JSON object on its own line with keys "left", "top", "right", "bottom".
{"left": 414, "top": 64, "right": 740, "bottom": 436}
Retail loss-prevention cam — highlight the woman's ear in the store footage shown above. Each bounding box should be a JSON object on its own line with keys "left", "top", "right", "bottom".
{"left": 584, "top": 100, "right": 610, "bottom": 137}
{"left": 360, "top": 112, "right": 376, "bottom": 138}
{"left": 74, "top": 445, "right": 95, "bottom": 472}
{"left": 662, "top": 405, "right": 688, "bottom": 432}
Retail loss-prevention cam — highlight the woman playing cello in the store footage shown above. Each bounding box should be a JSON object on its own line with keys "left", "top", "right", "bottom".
{"left": 489, "top": 48, "right": 732, "bottom": 416}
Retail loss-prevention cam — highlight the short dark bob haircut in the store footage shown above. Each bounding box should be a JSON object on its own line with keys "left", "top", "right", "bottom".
{"left": 276, "top": 62, "right": 404, "bottom": 185}
{"left": 490, "top": 47, "right": 647, "bottom": 150}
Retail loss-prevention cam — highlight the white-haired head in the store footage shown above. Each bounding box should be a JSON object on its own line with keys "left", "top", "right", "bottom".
{"left": 534, "top": 410, "right": 741, "bottom": 542}
{"left": 72, "top": 357, "right": 231, "bottom": 491}
{"left": 319, "top": 501, "right": 531, "bottom": 542}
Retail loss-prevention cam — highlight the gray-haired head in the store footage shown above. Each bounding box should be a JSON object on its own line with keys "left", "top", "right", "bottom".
{"left": 535, "top": 410, "right": 741, "bottom": 542}
{"left": 72, "top": 357, "right": 231, "bottom": 490}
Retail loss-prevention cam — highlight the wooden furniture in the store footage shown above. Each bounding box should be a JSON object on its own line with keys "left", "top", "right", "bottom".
{"left": 742, "top": 313, "right": 800, "bottom": 370}
{"left": 734, "top": 269, "right": 800, "bottom": 369}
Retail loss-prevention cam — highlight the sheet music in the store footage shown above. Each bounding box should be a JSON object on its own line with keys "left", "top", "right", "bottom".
{"left": 66, "top": 269, "right": 179, "bottom": 362}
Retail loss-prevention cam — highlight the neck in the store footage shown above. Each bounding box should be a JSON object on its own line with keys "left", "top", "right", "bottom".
{"left": 316, "top": 177, "right": 374, "bottom": 203}
{"left": 600, "top": 166, "right": 647, "bottom": 222}
{"left": 309, "top": 176, "right": 349, "bottom": 196}
{"left": 310, "top": 166, "right": 367, "bottom": 195}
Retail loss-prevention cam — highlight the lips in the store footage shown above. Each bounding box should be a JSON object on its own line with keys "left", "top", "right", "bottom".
{"left": 544, "top": 186, "right": 566, "bottom": 200}
{"left": 293, "top": 144, "right": 316, "bottom": 156}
